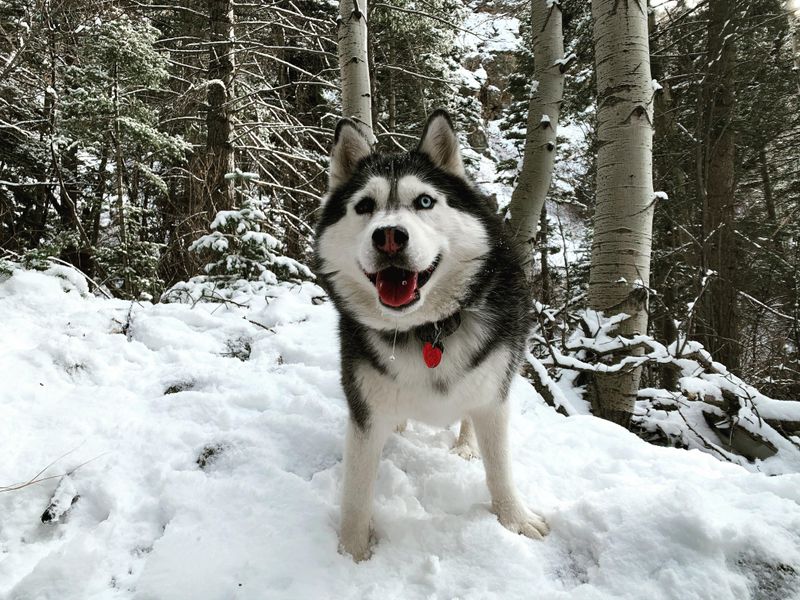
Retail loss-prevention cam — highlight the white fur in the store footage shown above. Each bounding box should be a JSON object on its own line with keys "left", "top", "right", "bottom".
{"left": 340, "top": 419, "right": 390, "bottom": 562}
{"left": 324, "top": 135, "right": 549, "bottom": 561}
{"left": 329, "top": 122, "right": 371, "bottom": 191}
{"left": 338, "top": 311, "right": 549, "bottom": 560}
{"left": 360, "top": 313, "right": 506, "bottom": 425}
{"left": 317, "top": 174, "right": 489, "bottom": 332}
{"left": 418, "top": 114, "right": 467, "bottom": 178}
{"left": 452, "top": 417, "right": 480, "bottom": 460}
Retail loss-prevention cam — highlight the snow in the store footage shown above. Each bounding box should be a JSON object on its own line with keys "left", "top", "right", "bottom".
{"left": 554, "top": 54, "right": 575, "bottom": 67}
{"left": 2, "top": 267, "right": 800, "bottom": 599}
{"left": 473, "top": 118, "right": 518, "bottom": 209}
{"left": 457, "top": 65, "right": 485, "bottom": 92}
{"left": 460, "top": 11, "right": 520, "bottom": 54}
{"left": 208, "top": 209, "right": 266, "bottom": 232}
{"left": 224, "top": 169, "right": 259, "bottom": 182}
{"left": 191, "top": 231, "right": 229, "bottom": 253}
{"left": 205, "top": 79, "right": 227, "bottom": 92}
{"left": 525, "top": 351, "right": 584, "bottom": 416}
{"left": 240, "top": 231, "right": 280, "bottom": 249}
{"left": 42, "top": 264, "right": 91, "bottom": 296}
{"left": 757, "top": 398, "right": 800, "bottom": 423}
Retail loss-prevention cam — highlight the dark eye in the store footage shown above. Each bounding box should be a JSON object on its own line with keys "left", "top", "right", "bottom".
{"left": 354, "top": 197, "right": 375, "bottom": 215}
{"left": 414, "top": 194, "right": 436, "bottom": 210}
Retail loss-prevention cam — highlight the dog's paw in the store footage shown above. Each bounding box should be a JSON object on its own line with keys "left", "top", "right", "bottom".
{"left": 495, "top": 505, "right": 549, "bottom": 540}
{"left": 451, "top": 441, "right": 480, "bottom": 460}
{"left": 515, "top": 512, "right": 550, "bottom": 540}
{"left": 395, "top": 420, "right": 408, "bottom": 434}
{"left": 339, "top": 527, "right": 374, "bottom": 562}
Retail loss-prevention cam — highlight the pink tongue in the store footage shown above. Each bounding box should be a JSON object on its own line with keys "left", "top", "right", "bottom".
{"left": 376, "top": 269, "right": 418, "bottom": 307}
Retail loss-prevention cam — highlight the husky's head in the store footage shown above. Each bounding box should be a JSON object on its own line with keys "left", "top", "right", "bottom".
{"left": 314, "top": 110, "right": 498, "bottom": 331}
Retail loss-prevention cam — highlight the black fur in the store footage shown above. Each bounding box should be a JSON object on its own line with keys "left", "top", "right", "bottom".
{"left": 316, "top": 151, "right": 500, "bottom": 241}
{"left": 338, "top": 313, "right": 389, "bottom": 429}
{"left": 314, "top": 133, "right": 531, "bottom": 430}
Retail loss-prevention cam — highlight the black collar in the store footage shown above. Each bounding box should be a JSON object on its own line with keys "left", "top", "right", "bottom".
{"left": 414, "top": 311, "right": 462, "bottom": 345}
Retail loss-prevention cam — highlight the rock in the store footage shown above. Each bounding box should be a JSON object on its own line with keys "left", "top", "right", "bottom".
{"left": 467, "top": 125, "right": 488, "bottom": 150}
{"left": 41, "top": 477, "right": 80, "bottom": 523}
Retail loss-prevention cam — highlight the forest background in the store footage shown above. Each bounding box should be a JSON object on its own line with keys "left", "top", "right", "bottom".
{"left": 1, "top": 0, "right": 800, "bottom": 460}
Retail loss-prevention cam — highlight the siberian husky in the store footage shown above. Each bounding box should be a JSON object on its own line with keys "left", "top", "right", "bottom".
{"left": 314, "top": 110, "right": 549, "bottom": 561}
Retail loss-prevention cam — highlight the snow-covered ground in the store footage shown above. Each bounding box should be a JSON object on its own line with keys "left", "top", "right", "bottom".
{"left": 2, "top": 267, "right": 800, "bottom": 600}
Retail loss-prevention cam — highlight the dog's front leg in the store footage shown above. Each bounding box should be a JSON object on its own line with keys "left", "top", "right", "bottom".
{"left": 470, "top": 400, "right": 549, "bottom": 540}
{"left": 340, "top": 419, "right": 389, "bottom": 561}
{"left": 452, "top": 417, "right": 480, "bottom": 460}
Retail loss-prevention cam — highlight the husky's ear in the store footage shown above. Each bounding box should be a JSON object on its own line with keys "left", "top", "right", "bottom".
{"left": 329, "top": 119, "right": 371, "bottom": 190}
{"left": 417, "top": 110, "right": 466, "bottom": 178}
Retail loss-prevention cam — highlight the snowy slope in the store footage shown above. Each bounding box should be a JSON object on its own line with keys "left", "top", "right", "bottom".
{"left": 2, "top": 268, "right": 800, "bottom": 600}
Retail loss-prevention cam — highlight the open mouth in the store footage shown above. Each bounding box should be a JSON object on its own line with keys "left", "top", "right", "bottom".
{"left": 365, "top": 257, "right": 439, "bottom": 309}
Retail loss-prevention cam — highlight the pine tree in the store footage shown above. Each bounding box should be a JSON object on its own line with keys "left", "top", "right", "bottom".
{"left": 0, "top": 2, "right": 186, "bottom": 298}
{"left": 647, "top": 0, "right": 800, "bottom": 396}
{"left": 163, "top": 176, "right": 313, "bottom": 304}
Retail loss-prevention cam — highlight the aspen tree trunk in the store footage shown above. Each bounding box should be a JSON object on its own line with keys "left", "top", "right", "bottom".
{"left": 113, "top": 60, "right": 129, "bottom": 292}
{"left": 338, "top": 0, "right": 374, "bottom": 142}
{"left": 507, "top": 0, "right": 565, "bottom": 269}
{"left": 388, "top": 39, "right": 396, "bottom": 133}
{"left": 588, "top": 0, "right": 655, "bottom": 427}
{"left": 366, "top": 17, "right": 379, "bottom": 137}
{"left": 699, "top": 0, "right": 739, "bottom": 372}
{"left": 206, "top": 0, "right": 235, "bottom": 212}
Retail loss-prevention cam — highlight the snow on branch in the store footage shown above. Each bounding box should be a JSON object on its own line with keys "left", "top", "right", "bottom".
{"left": 526, "top": 302, "right": 800, "bottom": 474}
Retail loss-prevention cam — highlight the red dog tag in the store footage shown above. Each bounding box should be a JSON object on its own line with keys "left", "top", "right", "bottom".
{"left": 422, "top": 342, "right": 443, "bottom": 368}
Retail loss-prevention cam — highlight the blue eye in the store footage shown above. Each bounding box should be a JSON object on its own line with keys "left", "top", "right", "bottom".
{"left": 414, "top": 195, "right": 435, "bottom": 210}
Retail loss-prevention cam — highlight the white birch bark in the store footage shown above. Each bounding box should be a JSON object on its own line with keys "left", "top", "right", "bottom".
{"left": 338, "top": 0, "right": 374, "bottom": 143}
{"left": 507, "top": 0, "right": 566, "bottom": 267}
{"left": 588, "top": 0, "right": 655, "bottom": 425}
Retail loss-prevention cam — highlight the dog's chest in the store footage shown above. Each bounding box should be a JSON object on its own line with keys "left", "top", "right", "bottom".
{"left": 358, "top": 318, "right": 511, "bottom": 425}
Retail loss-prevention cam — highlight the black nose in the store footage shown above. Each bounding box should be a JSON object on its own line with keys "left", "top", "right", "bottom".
{"left": 372, "top": 226, "right": 408, "bottom": 255}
